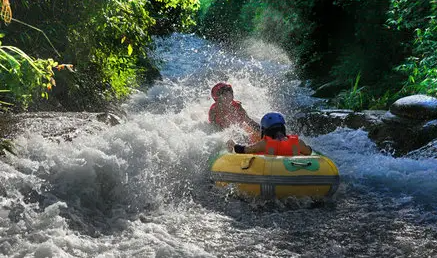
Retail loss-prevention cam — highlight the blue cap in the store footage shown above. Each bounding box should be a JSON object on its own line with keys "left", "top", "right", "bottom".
{"left": 260, "top": 112, "right": 286, "bottom": 131}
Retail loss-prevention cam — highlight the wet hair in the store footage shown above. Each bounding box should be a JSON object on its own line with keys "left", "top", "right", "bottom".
{"left": 262, "top": 124, "right": 286, "bottom": 139}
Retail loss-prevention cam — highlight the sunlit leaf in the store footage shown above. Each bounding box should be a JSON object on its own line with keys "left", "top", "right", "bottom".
{"left": 0, "top": 100, "right": 13, "bottom": 105}
{"left": 128, "top": 44, "right": 133, "bottom": 56}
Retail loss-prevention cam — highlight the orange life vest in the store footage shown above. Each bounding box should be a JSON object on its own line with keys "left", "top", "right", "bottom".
{"left": 208, "top": 100, "right": 246, "bottom": 129}
{"left": 260, "top": 135, "right": 300, "bottom": 156}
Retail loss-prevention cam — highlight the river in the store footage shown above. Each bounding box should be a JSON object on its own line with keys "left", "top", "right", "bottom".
{"left": 1, "top": 33, "right": 437, "bottom": 257}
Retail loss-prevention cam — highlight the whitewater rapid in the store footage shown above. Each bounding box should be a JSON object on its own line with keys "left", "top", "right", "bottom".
{"left": 1, "top": 33, "right": 437, "bottom": 257}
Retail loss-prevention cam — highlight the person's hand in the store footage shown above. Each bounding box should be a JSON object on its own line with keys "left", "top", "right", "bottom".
{"left": 226, "top": 139, "right": 235, "bottom": 152}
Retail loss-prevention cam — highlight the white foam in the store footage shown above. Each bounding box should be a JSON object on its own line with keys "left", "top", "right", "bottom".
{"left": 308, "top": 128, "right": 437, "bottom": 201}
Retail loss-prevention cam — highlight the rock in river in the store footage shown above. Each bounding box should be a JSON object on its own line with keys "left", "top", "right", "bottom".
{"left": 390, "top": 94, "right": 437, "bottom": 120}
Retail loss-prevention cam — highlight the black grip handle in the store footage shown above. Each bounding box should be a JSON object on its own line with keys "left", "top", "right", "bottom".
{"left": 290, "top": 161, "right": 312, "bottom": 167}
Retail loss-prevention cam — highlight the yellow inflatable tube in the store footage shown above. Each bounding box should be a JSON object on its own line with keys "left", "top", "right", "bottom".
{"left": 209, "top": 151, "right": 340, "bottom": 199}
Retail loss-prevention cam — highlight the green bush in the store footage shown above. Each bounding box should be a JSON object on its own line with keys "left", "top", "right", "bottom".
{"left": 334, "top": 72, "right": 365, "bottom": 111}
{"left": 388, "top": 0, "right": 437, "bottom": 97}
{"left": 197, "top": 0, "right": 423, "bottom": 111}
{"left": 0, "top": 35, "right": 57, "bottom": 110}
{"left": 1, "top": 0, "right": 199, "bottom": 111}
{"left": 196, "top": 0, "right": 249, "bottom": 42}
{"left": 245, "top": 0, "right": 317, "bottom": 70}
{"left": 197, "top": 0, "right": 319, "bottom": 75}
{"left": 64, "top": 0, "right": 199, "bottom": 109}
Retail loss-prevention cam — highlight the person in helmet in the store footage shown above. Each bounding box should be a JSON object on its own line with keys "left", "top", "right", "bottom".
{"left": 209, "top": 82, "right": 259, "bottom": 133}
{"left": 226, "top": 112, "right": 312, "bottom": 155}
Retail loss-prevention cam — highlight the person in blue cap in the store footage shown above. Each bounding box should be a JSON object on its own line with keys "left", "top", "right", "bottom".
{"left": 227, "top": 112, "right": 312, "bottom": 155}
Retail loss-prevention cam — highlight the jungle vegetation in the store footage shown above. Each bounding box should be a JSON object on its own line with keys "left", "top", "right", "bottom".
{"left": 0, "top": 0, "right": 199, "bottom": 112}
{"left": 196, "top": 0, "right": 437, "bottom": 111}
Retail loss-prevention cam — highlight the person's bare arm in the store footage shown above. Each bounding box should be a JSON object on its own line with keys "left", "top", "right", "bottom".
{"left": 227, "top": 139, "right": 266, "bottom": 153}
{"left": 239, "top": 106, "right": 260, "bottom": 132}
{"left": 243, "top": 140, "right": 266, "bottom": 153}
{"left": 299, "top": 139, "right": 312, "bottom": 155}
{"left": 208, "top": 106, "right": 223, "bottom": 130}
{"left": 245, "top": 116, "right": 261, "bottom": 132}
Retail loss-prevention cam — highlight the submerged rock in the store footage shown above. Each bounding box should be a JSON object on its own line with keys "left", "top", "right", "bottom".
{"left": 368, "top": 95, "right": 437, "bottom": 156}
{"left": 96, "top": 112, "right": 123, "bottom": 126}
{"left": 381, "top": 111, "right": 419, "bottom": 125}
{"left": 294, "top": 107, "right": 437, "bottom": 157}
{"left": 405, "top": 139, "right": 437, "bottom": 159}
{"left": 294, "top": 109, "right": 385, "bottom": 136}
{"left": 369, "top": 115, "right": 437, "bottom": 157}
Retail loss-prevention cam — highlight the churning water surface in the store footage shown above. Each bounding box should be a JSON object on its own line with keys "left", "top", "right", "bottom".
{"left": 1, "top": 33, "right": 437, "bottom": 258}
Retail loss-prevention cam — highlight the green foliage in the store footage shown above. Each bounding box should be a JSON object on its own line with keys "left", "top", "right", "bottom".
{"left": 196, "top": 0, "right": 249, "bottom": 41}
{"left": 336, "top": 72, "right": 365, "bottom": 111}
{"left": 331, "top": 1, "right": 405, "bottom": 86}
{"left": 387, "top": 0, "right": 431, "bottom": 31}
{"left": 0, "top": 89, "right": 12, "bottom": 107}
{"left": 367, "top": 90, "right": 394, "bottom": 110}
{"left": 198, "top": 0, "right": 406, "bottom": 82}
{"left": 245, "top": 0, "right": 317, "bottom": 67}
{"left": 97, "top": 51, "right": 137, "bottom": 99}
{"left": 65, "top": 0, "right": 157, "bottom": 101}
{"left": 1, "top": 0, "right": 199, "bottom": 111}
{"left": 71, "top": 0, "right": 199, "bottom": 103}
{"left": 0, "top": 36, "right": 57, "bottom": 110}
{"left": 198, "top": 0, "right": 214, "bottom": 19}
{"left": 197, "top": 0, "right": 318, "bottom": 72}
{"left": 390, "top": 1, "right": 437, "bottom": 98}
